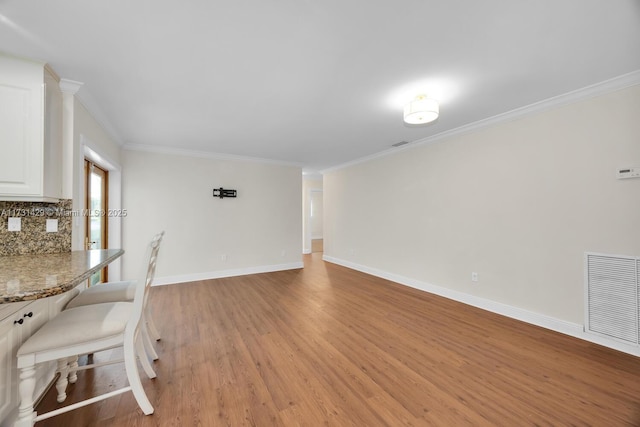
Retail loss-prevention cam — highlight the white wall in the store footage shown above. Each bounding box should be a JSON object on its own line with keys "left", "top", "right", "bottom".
{"left": 122, "top": 150, "right": 302, "bottom": 283}
{"left": 324, "top": 84, "right": 640, "bottom": 326}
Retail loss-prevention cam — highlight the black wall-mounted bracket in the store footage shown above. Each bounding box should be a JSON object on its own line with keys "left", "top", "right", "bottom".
{"left": 213, "top": 187, "right": 237, "bottom": 199}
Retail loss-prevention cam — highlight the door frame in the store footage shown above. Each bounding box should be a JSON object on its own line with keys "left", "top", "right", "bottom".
{"left": 84, "top": 158, "right": 109, "bottom": 282}
{"left": 78, "top": 136, "right": 123, "bottom": 280}
{"left": 84, "top": 159, "right": 108, "bottom": 250}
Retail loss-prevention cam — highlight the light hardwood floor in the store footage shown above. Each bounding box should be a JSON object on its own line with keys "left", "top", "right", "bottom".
{"left": 311, "top": 239, "right": 323, "bottom": 253}
{"left": 36, "top": 253, "right": 640, "bottom": 426}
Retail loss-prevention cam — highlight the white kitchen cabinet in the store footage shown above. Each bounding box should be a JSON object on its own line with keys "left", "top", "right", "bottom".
{"left": 0, "top": 53, "right": 62, "bottom": 202}
{"left": 21, "top": 299, "right": 51, "bottom": 411}
{"left": 0, "top": 308, "right": 23, "bottom": 425}
{"left": 0, "top": 299, "right": 48, "bottom": 426}
{"left": 0, "top": 296, "right": 65, "bottom": 426}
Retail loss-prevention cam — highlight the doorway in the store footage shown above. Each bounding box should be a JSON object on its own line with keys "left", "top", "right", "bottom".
{"left": 84, "top": 159, "right": 108, "bottom": 284}
{"left": 310, "top": 190, "right": 323, "bottom": 253}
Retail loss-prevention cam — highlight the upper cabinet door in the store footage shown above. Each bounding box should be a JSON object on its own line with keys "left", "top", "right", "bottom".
{"left": 0, "top": 53, "right": 62, "bottom": 202}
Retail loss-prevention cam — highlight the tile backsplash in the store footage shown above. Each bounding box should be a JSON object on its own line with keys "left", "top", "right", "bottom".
{"left": 0, "top": 199, "right": 72, "bottom": 255}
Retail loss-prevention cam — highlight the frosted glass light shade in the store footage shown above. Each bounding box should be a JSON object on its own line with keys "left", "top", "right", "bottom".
{"left": 403, "top": 95, "right": 439, "bottom": 124}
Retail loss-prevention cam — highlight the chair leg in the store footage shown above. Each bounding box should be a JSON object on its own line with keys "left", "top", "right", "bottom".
{"left": 136, "top": 335, "right": 157, "bottom": 379}
{"left": 124, "top": 334, "right": 154, "bottom": 415}
{"left": 68, "top": 354, "right": 79, "bottom": 383}
{"left": 142, "top": 323, "right": 159, "bottom": 361}
{"left": 55, "top": 358, "right": 70, "bottom": 403}
{"left": 15, "top": 365, "right": 37, "bottom": 427}
{"left": 145, "top": 307, "right": 161, "bottom": 341}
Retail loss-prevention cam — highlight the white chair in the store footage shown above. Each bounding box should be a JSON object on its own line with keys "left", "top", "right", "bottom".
{"left": 14, "top": 233, "right": 162, "bottom": 427}
{"left": 61, "top": 232, "right": 165, "bottom": 374}
{"left": 66, "top": 231, "right": 164, "bottom": 342}
{"left": 66, "top": 282, "right": 161, "bottom": 361}
{"left": 58, "top": 231, "right": 165, "bottom": 396}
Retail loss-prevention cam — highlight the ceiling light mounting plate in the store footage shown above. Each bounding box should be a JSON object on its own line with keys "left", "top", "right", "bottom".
{"left": 404, "top": 94, "right": 439, "bottom": 125}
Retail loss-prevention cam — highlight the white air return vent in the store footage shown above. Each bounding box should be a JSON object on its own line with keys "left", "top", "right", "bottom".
{"left": 585, "top": 253, "right": 640, "bottom": 344}
{"left": 391, "top": 141, "right": 409, "bottom": 148}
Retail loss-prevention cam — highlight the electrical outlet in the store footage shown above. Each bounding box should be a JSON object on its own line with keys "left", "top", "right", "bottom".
{"left": 46, "top": 219, "right": 58, "bottom": 233}
{"left": 220, "top": 254, "right": 227, "bottom": 262}
{"left": 8, "top": 217, "right": 21, "bottom": 232}
{"left": 471, "top": 272, "right": 479, "bottom": 282}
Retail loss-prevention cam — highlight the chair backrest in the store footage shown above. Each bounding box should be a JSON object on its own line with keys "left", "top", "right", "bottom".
{"left": 126, "top": 231, "right": 165, "bottom": 338}
{"left": 142, "top": 231, "right": 164, "bottom": 310}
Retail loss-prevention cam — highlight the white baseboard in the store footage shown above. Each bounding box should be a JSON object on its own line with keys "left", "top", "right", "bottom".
{"left": 302, "top": 249, "right": 312, "bottom": 254}
{"left": 152, "top": 261, "right": 304, "bottom": 286}
{"left": 322, "top": 255, "right": 640, "bottom": 358}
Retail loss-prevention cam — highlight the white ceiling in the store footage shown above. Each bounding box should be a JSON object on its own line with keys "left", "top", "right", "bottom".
{"left": 1, "top": 0, "right": 639, "bottom": 173}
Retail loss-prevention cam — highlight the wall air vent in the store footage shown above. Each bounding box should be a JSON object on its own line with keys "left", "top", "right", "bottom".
{"left": 585, "top": 252, "right": 640, "bottom": 344}
{"left": 392, "top": 141, "right": 409, "bottom": 148}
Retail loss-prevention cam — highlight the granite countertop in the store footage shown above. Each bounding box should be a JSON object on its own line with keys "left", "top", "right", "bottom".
{"left": 0, "top": 249, "right": 124, "bottom": 303}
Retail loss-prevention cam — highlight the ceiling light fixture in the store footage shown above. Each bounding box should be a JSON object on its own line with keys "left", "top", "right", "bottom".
{"left": 403, "top": 95, "right": 439, "bottom": 124}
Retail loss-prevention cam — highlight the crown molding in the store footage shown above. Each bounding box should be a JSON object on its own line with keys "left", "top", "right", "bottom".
{"left": 44, "top": 64, "right": 60, "bottom": 82}
{"left": 123, "top": 143, "right": 304, "bottom": 168}
{"left": 57, "top": 77, "right": 124, "bottom": 145}
{"left": 322, "top": 70, "right": 640, "bottom": 174}
{"left": 73, "top": 90, "right": 125, "bottom": 145}
{"left": 59, "top": 78, "right": 83, "bottom": 95}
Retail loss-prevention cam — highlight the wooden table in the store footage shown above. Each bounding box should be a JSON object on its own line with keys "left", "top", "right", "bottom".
{"left": 0, "top": 249, "right": 124, "bottom": 304}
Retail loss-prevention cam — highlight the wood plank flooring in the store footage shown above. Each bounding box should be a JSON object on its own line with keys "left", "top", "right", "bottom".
{"left": 35, "top": 253, "right": 640, "bottom": 426}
